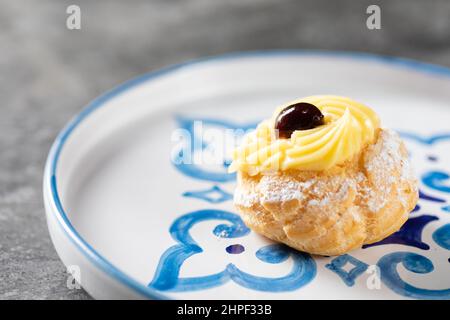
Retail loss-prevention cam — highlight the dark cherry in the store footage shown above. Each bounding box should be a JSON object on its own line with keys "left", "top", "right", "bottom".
{"left": 275, "top": 102, "right": 324, "bottom": 138}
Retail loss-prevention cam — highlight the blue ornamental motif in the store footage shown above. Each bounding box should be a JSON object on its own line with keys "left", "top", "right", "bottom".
{"left": 377, "top": 252, "right": 450, "bottom": 299}
{"left": 172, "top": 116, "right": 256, "bottom": 183}
{"left": 422, "top": 171, "right": 450, "bottom": 194}
{"left": 363, "top": 215, "right": 439, "bottom": 250}
{"left": 432, "top": 224, "right": 450, "bottom": 250}
{"left": 149, "top": 210, "right": 316, "bottom": 292}
{"left": 182, "top": 185, "right": 233, "bottom": 204}
{"left": 419, "top": 189, "right": 446, "bottom": 203}
{"left": 325, "top": 254, "right": 369, "bottom": 286}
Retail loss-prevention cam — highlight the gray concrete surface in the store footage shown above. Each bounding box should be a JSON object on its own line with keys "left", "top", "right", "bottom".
{"left": 0, "top": 0, "right": 449, "bottom": 299}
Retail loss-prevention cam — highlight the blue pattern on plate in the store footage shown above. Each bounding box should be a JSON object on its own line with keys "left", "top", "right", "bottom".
{"left": 149, "top": 210, "right": 316, "bottom": 292}
{"left": 183, "top": 185, "right": 232, "bottom": 204}
{"left": 325, "top": 254, "right": 369, "bottom": 286}
{"left": 256, "top": 244, "right": 291, "bottom": 264}
{"left": 419, "top": 189, "right": 446, "bottom": 203}
{"left": 172, "top": 116, "right": 256, "bottom": 182}
{"left": 432, "top": 224, "right": 450, "bottom": 250}
{"left": 397, "top": 132, "right": 450, "bottom": 145}
{"left": 377, "top": 252, "right": 450, "bottom": 299}
{"left": 363, "top": 215, "right": 439, "bottom": 250}
{"left": 225, "top": 244, "right": 245, "bottom": 254}
{"left": 422, "top": 171, "right": 450, "bottom": 194}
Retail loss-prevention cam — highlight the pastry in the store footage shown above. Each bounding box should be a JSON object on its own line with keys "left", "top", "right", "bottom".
{"left": 229, "top": 95, "right": 418, "bottom": 256}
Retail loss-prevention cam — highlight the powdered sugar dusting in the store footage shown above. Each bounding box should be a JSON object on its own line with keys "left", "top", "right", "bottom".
{"left": 307, "top": 176, "right": 355, "bottom": 208}
{"left": 234, "top": 187, "right": 258, "bottom": 207}
{"left": 400, "top": 156, "right": 415, "bottom": 183}
{"left": 259, "top": 175, "right": 314, "bottom": 203}
{"left": 364, "top": 129, "right": 407, "bottom": 212}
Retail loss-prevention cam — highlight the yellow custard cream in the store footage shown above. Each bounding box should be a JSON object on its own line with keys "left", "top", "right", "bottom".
{"left": 229, "top": 95, "right": 380, "bottom": 174}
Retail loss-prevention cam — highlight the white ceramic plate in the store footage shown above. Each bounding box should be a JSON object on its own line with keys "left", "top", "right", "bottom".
{"left": 44, "top": 51, "right": 450, "bottom": 300}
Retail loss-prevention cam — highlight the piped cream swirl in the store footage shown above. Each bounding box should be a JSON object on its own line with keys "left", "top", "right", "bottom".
{"left": 229, "top": 95, "right": 380, "bottom": 174}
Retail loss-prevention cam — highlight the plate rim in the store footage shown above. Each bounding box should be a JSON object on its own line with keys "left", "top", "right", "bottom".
{"left": 43, "top": 49, "right": 450, "bottom": 299}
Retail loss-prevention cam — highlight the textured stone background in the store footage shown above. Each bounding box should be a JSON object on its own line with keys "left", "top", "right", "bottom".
{"left": 0, "top": 0, "right": 449, "bottom": 300}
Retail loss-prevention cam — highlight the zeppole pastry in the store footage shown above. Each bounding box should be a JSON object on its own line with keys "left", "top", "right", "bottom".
{"left": 229, "top": 95, "right": 418, "bottom": 256}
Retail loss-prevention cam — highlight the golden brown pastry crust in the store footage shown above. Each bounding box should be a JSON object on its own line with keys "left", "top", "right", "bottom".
{"left": 233, "top": 128, "right": 418, "bottom": 256}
